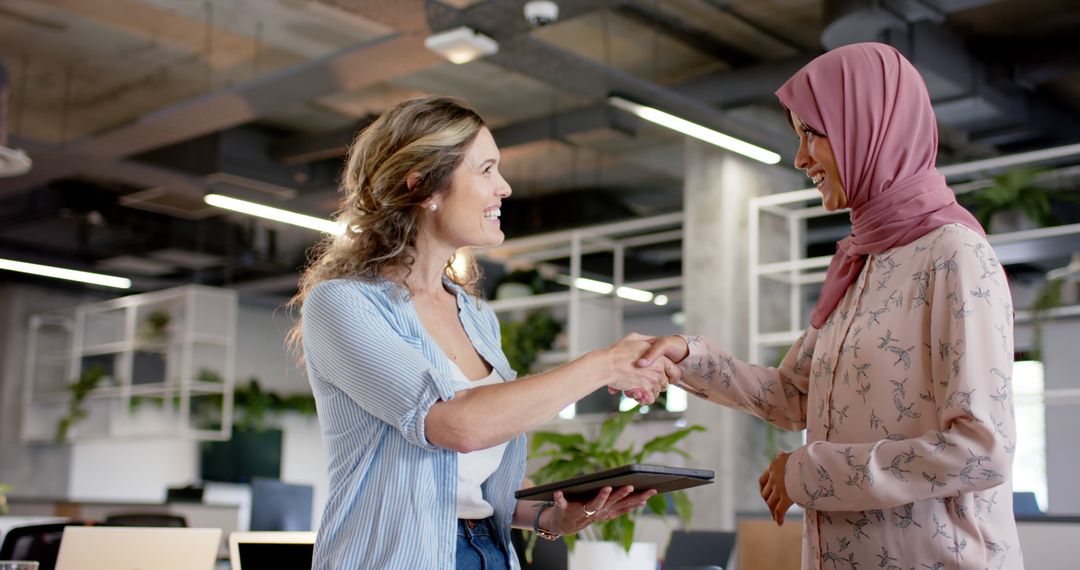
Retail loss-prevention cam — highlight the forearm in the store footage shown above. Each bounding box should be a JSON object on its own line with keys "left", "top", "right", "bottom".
{"left": 426, "top": 353, "right": 607, "bottom": 452}
{"left": 785, "top": 417, "right": 1012, "bottom": 512}
{"left": 677, "top": 334, "right": 810, "bottom": 430}
{"left": 512, "top": 500, "right": 555, "bottom": 530}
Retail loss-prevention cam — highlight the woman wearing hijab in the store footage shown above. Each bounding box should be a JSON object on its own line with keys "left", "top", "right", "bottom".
{"left": 639, "top": 43, "right": 1023, "bottom": 569}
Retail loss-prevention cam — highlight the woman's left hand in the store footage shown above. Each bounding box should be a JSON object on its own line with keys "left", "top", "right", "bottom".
{"left": 545, "top": 486, "right": 658, "bottom": 535}
{"left": 758, "top": 451, "right": 794, "bottom": 525}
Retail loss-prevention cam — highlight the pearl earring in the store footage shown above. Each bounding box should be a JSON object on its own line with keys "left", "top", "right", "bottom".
{"left": 429, "top": 203, "right": 438, "bottom": 211}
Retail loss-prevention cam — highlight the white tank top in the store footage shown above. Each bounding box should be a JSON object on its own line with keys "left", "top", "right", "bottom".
{"left": 450, "top": 363, "right": 508, "bottom": 519}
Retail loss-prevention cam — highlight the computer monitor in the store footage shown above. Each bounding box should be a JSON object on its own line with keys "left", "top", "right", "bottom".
{"left": 229, "top": 531, "right": 315, "bottom": 570}
{"left": 249, "top": 478, "right": 314, "bottom": 532}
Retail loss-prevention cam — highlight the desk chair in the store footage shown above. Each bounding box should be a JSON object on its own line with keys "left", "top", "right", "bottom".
{"left": 663, "top": 530, "right": 736, "bottom": 570}
{"left": 0, "top": 521, "right": 86, "bottom": 570}
{"left": 103, "top": 513, "right": 188, "bottom": 527}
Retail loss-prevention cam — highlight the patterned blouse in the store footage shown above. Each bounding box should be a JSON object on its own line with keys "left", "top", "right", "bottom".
{"left": 677, "top": 224, "right": 1024, "bottom": 570}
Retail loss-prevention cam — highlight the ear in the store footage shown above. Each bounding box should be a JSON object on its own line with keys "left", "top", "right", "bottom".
{"left": 406, "top": 171, "right": 423, "bottom": 191}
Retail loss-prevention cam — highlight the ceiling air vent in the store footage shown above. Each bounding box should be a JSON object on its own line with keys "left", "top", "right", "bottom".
{"left": 119, "top": 186, "right": 218, "bottom": 220}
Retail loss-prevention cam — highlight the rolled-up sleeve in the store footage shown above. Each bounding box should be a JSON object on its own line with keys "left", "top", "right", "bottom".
{"left": 302, "top": 280, "right": 458, "bottom": 450}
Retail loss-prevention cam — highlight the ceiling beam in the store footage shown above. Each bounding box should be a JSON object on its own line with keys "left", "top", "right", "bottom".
{"left": 0, "top": 32, "right": 442, "bottom": 198}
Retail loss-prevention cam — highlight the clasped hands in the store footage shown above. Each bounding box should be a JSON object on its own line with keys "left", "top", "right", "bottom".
{"left": 604, "top": 334, "right": 690, "bottom": 405}
{"left": 610, "top": 334, "right": 796, "bottom": 526}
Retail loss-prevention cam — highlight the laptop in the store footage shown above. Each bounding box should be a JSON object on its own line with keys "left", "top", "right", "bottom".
{"left": 229, "top": 531, "right": 316, "bottom": 570}
{"left": 55, "top": 526, "right": 221, "bottom": 570}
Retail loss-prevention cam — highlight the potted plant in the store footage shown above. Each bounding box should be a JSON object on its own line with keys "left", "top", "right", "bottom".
{"left": 501, "top": 312, "right": 562, "bottom": 375}
{"left": 137, "top": 309, "right": 172, "bottom": 343}
{"left": 963, "top": 167, "right": 1074, "bottom": 232}
{"left": 199, "top": 378, "right": 318, "bottom": 483}
{"left": 55, "top": 364, "right": 108, "bottom": 442}
{"left": 524, "top": 403, "right": 705, "bottom": 569}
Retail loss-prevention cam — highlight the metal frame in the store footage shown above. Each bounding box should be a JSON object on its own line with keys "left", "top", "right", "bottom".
{"left": 747, "top": 144, "right": 1080, "bottom": 380}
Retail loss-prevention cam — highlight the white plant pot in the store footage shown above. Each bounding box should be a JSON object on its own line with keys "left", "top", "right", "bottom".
{"left": 567, "top": 541, "right": 657, "bottom": 570}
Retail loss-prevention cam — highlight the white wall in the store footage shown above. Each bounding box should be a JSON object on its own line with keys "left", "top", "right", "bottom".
{"left": 234, "top": 304, "right": 308, "bottom": 393}
{"left": 68, "top": 439, "right": 198, "bottom": 501}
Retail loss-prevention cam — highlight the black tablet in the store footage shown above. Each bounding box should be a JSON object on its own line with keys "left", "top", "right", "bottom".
{"left": 514, "top": 464, "right": 714, "bottom": 502}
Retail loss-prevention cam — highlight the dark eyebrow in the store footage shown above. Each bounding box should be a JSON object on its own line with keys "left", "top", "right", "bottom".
{"left": 479, "top": 158, "right": 497, "bottom": 169}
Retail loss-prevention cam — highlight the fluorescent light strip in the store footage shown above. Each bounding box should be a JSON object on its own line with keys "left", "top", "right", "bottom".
{"left": 204, "top": 194, "right": 344, "bottom": 235}
{"left": 608, "top": 96, "right": 781, "bottom": 165}
{"left": 572, "top": 277, "right": 614, "bottom": 295}
{"left": 557, "top": 275, "right": 672, "bottom": 305}
{"left": 0, "top": 258, "right": 131, "bottom": 289}
{"left": 615, "top": 286, "right": 653, "bottom": 303}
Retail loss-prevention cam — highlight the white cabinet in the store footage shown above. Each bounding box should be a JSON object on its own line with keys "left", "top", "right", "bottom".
{"left": 22, "top": 285, "right": 237, "bottom": 442}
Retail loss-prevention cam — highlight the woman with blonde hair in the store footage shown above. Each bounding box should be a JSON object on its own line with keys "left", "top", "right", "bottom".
{"left": 289, "top": 96, "right": 668, "bottom": 569}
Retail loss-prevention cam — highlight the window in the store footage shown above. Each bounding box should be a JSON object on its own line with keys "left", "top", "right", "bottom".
{"left": 1012, "top": 359, "right": 1047, "bottom": 511}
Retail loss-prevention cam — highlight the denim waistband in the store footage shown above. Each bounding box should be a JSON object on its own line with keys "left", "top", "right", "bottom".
{"left": 457, "top": 517, "right": 497, "bottom": 538}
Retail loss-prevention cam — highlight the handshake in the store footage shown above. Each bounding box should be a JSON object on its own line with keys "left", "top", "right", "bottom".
{"left": 596, "top": 333, "right": 691, "bottom": 405}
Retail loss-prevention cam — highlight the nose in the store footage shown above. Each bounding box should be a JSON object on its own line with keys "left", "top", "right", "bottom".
{"left": 496, "top": 172, "right": 512, "bottom": 198}
{"left": 793, "top": 137, "right": 811, "bottom": 172}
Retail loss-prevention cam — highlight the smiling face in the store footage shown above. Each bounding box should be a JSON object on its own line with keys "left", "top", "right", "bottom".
{"left": 790, "top": 110, "right": 847, "bottom": 211}
{"left": 426, "top": 127, "right": 512, "bottom": 249}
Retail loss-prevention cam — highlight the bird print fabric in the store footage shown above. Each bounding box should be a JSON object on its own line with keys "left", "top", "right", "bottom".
{"left": 676, "top": 224, "right": 1023, "bottom": 570}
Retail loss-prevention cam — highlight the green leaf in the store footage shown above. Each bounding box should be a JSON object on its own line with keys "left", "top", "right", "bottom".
{"left": 530, "top": 431, "right": 586, "bottom": 454}
{"left": 637, "top": 425, "right": 705, "bottom": 460}
{"left": 619, "top": 516, "right": 635, "bottom": 553}
{"left": 522, "top": 530, "right": 538, "bottom": 563}
{"left": 672, "top": 491, "right": 694, "bottom": 526}
{"left": 597, "top": 409, "right": 637, "bottom": 449}
{"left": 646, "top": 493, "right": 668, "bottom": 516}
{"left": 563, "top": 533, "right": 576, "bottom": 552}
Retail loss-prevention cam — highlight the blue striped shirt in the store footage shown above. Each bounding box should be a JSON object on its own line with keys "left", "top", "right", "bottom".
{"left": 302, "top": 277, "right": 527, "bottom": 569}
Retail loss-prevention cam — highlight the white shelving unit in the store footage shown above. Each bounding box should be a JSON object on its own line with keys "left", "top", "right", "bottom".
{"left": 478, "top": 213, "right": 686, "bottom": 416}
{"left": 748, "top": 144, "right": 1080, "bottom": 366}
{"left": 22, "top": 285, "right": 237, "bottom": 442}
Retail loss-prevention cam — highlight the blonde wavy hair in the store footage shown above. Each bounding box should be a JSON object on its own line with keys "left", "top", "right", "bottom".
{"left": 286, "top": 96, "right": 486, "bottom": 353}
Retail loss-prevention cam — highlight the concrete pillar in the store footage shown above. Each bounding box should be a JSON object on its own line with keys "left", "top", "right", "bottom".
{"left": 681, "top": 140, "right": 801, "bottom": 530}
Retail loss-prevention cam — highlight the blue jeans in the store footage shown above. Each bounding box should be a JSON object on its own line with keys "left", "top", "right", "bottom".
{"left": 456, "top": 518, "right": 510, "bottom": 570}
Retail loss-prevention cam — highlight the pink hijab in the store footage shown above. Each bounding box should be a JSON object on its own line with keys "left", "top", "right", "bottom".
{"left": 775, "top": 42, "right": 985, "bottom": 329}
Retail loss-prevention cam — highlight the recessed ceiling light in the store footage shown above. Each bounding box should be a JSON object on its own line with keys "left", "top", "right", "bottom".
{"left": 424, "top": 26, "right": 499, "bottom": 64}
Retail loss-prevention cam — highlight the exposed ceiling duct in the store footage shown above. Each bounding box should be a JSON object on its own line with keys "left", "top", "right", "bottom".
{"left": 820, "top": 0, "right": 1080, "bottom": 149}
{"left": 422, "top": 0, "right": 788, "bottom": 157}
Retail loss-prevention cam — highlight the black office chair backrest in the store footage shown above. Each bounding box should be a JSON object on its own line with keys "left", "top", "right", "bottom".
{"left": 0, "top": 522, "right": 84, "bottom": 570}
{"left": 103, "top": 513, "right": 188, "bottom": 527}
{"left": 663, "top": 530, "right": 737, "bottom": 569}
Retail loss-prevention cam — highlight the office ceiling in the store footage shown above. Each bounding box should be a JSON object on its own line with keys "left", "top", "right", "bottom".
{"left": 1, "top": 0, "right": 1079, "bottom": 298}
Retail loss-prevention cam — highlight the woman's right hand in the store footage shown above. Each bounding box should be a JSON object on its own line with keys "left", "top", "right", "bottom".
{"left": 597, "top": 333, "right": 668, "bottom": 404}
{"left": 616, "top": 335, "right": 691, "bottom": 403}
{"left": 637, "top": 335, "right": 690, "bottom": 368}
